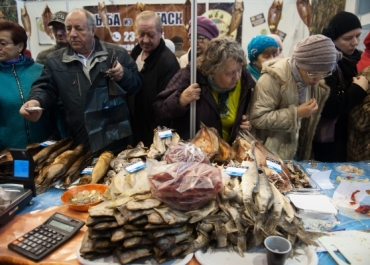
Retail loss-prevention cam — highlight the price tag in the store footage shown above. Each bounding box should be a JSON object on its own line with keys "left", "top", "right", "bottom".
{"left": 81, "top": 166, "right": 93, "bottom": 174}
{"left": 40, "top": 140, "right": 57, "bottom": 147}
{"left": 224, "top": 166, "right": 248, "bottom": 177}
{"left": 125, "top": 160, "right": 146, "bottom": 173}
{"left": 266, "top": 158, "right": 282, "bottom": 173}
{"left": 158, "top": 130, "right": 173, "bottom": 139}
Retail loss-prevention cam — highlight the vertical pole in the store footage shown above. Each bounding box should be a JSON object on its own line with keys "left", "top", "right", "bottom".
{"left": 189, "top": 0, "right": 197, "bottom": 138}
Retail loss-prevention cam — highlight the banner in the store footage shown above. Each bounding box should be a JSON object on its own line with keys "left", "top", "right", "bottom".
{"left": 84, "top": 3, "right": 243, "bottom": 52}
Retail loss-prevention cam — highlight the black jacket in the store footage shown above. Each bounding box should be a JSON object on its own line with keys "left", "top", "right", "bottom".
{"left": 29, "top": 37, "right": 142, "bottom": 152}
{"left": 130, "top": 38, "right": 180, "bottom": 146}
{"left": 313, "top": 49, "right": 367, "bottom": 161}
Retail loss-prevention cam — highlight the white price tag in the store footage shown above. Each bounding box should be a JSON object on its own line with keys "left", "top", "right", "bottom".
{"left": 158, "top": 130, "right": 173, "bottom": 139}
{"left": 81, "top": 166, "right": 93, "bottom": 174}
{"left": 224, "top": 166, "right": 248, "bottom": 177}
{"left": 125, "top": 161, "right": 146, "bottom": 173}
{"left": 40, "top": 140, "right": 57, "bottom": 147}
{"left": 266, "top": 158, "right": 282, "bottom": 173}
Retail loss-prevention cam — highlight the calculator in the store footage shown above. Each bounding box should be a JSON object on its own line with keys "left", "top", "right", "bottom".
{"left": 8, "top": 212, "right": 85, "bottom": 261}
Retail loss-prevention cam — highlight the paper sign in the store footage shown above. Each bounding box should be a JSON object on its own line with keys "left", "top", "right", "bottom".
{"left": 310, "top": 170, "right": 334, "bottom": 189}
{"left": 266, "top": 158, "right": 282, "bottom": 173}
{"left": 81, "top": 166, "right": 93, "bottom": 174}
{"left": 287, "top": 194, "right": 338, "bottom": 215}
{"left": 125, "top": 160, "right": 146, "bottom": 173}
{"left": 158, "top": 130, "right": 173, "bottom": 139}
{"left": 40, "top": 140, "right": 57, "bottom": 147}
{"left": 250, "top": 13, "right": 265, "bottom": 27}
{"left": 224, "top": 166, "right": 248, "bottom": 177}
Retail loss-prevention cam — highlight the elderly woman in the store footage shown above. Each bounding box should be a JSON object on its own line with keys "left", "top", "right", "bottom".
{"left": 154, "top": 36, "right": 255, "bottom": 143}
{"left": 250, "top": 35, "right": 342, "bottom": 160}
{"left": 312, "top": 11, "right": 368, "bottom": 162}
{"left": 0, "top": 21, "right": 51, "bottom": 150}
{"left": 247, "top": 35, "right": 278, "bottom": 82}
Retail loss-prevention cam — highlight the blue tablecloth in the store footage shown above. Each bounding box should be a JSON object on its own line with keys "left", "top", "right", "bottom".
{"left": 17, "top": 162, "right": 370, "bottom": 265}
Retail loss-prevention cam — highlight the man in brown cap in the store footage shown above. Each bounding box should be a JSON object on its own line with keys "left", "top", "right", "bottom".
{"left": 36, "top": 11, "right": 68, "bottom": 64}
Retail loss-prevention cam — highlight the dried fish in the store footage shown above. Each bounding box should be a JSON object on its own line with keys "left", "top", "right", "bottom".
{"left": 111, "top": 228, "right": 146, "bottom": 242}
{"left": 268, "top": 0, "right": 283, "bottom": 34}
{"left": 154, "top": 207, "right": 189, "bottom": 225}
{"left": 226, "top": 0, "right": 244, "bottom": 37}
{"left": 33, "top": 137, "right": 72, "bottom": 165}
{"left": 21, "top": 6, "right": 31, "bottom": 37}
{"left": 126, "top": 198, "right": 162, "bottom": 211}
{"left": 91, "top": 151, "right": 114, "bottom": 184}
{"left": 123, "top": 237, "right": 152, "bottom": 248}
{"left": 41, "top": 3, "right": 54, "bottom": 40}
{"left": 186, "top": 200, "right": 218, "bottom": 223}
{"left": 296, "top": 0, "right": 311, "bottom": 29}
{"left": 182, "top": 0, "right": 191, "bottom": 29}
{"left": 114, "top": 247, "right": 151, "bottom": 265}
{"left": 97, "top": 2, "right": 113, "bottom": 37}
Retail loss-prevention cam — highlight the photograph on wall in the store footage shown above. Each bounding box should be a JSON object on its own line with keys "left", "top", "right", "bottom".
{"left": 36, "top": 17, "right": 54, "bottom": 45}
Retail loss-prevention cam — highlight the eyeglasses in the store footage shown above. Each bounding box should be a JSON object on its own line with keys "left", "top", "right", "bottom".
{"left": 188, "top": 35, "right": 207, "bottom": 43}
{"left": 0, "top": 41, "right": 14, "bottom": 49}
{"left": 306, "top": 71, "right": 332, "bottom": 79}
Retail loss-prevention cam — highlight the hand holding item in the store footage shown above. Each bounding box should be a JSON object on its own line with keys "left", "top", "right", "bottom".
{"left": 19, "top": 100, "right": 43, "bottom": 122}
{"left": 179, "top": 83, "right": 201, "bottom": 107}
{"left": 353, "top": 76, "right": 369, "bottom": 92}
{"left": 240, "top": 114, "right": 252, "bottom": 131}
{"left": 106, "top": 60, "right": 124, "bottom": 81}
{"left": 297, "top": 98, "right": 318, "bottom": 118}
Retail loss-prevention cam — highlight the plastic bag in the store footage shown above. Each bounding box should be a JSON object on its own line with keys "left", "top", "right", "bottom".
{"left": 163, "top": 142, "right": 210, "bottom": 164}
{"left": 0, "top": 186, "right": 11, "bottom": 212}
{"left": 147, "top": 159, "right": 223, "bottom": 211}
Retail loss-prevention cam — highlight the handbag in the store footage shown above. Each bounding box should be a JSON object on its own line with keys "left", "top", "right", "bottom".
{"left": 84, "top": 50, "right": 132, "bottom": 153}
{"left": 313, "top": 65, "right": 344, "bottom": 143}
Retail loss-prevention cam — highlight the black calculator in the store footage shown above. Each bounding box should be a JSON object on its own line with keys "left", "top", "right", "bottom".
{"left": 8, "top": 212, "right": 85, "bottom": 261}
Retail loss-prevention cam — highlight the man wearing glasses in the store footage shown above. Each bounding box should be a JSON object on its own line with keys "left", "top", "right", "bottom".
{"left": 249, "top": 35, "right": 342, "bottom": 161}
{"left": 178, "top": 16, "right": 219, "bottom": 68}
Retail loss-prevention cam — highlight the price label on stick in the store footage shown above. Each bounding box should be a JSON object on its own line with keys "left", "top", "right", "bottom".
{"left": 224, "top": 166, "right": 249, "bottom": 177}
{"left": 125, "top": 160, "right": 146, "bottom": 173}
{"left": 81, "top": 166, "right": 93, "bottom": 174}
{"left": 158, "top": 130, "right": 173, "bottom": 139}
{"left": 40, "top": 140, "right": 57, "bottom": 147}
{"left": 266, "top": 158, "right": 282, "bottom": 173}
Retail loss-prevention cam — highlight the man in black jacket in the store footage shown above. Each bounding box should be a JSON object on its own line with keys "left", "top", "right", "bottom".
{"left": 20, "top": 8, "right": 142, "bottom": 154}
{"left": 129, "top": 11, "right": 180, "bottom": 147}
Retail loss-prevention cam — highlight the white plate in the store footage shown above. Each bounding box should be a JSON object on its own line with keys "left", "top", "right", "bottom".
{"left": 195, "top": 246, "right": 318, "bottom": 265}
{"left": 76, "top": 244, "right": 194, "bottom": 265}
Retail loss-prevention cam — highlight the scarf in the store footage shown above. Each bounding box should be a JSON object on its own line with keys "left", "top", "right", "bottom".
{"left": 3, "top": 55, "right": 23, "bottom": 65}
{"left": 289, "top": 56, "right": 308, "bottom": 105}
{"left": 208, "top": 76, "right": 235, "bottom": 118}
{"left": 247, "top": 63, "right": 261, "bottom": 82}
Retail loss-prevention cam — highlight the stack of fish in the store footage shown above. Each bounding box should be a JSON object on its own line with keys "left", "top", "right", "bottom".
{"left": 79, "top": 126, "right": 322, "bottom": 264}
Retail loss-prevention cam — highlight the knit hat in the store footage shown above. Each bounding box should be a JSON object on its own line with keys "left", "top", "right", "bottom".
{"left": 48, "top": 11, "right": 68, "bottom": 26}
{"left": 322, "top": 11, "right": 362, "bottom": 40}
{"left": 188, "top": 16, "right": 219, "bottom": 40}
{"left": 294, "top": 34, "right": 342, "bottom": 72}
{"left": 247, "top": 35, "right": 278, "bottom": 62}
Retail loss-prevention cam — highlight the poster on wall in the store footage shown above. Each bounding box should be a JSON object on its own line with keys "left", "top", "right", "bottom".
{"left": 83, "top": 2, "right": 244, "bottom": 52}
{"left": 36, "top": 17, "right": 54, "bottom": 45}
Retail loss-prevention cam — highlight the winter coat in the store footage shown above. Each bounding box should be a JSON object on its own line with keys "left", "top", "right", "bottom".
{"left": 130, "top": 38, "right": 180, "bottom": 147}
{"left": 312, "top": 50, "right": 367, "bottom": 162}
{"left": 153, "top": 65, "right": 255, "bottom": 143}
{"left": 29, "top": 37, "right": 142, "bottom": 152}
{"left": 0, "top": 56, "right": 52, "bottom": 150}
{"left": 250, "top": 58, "right": 330, "bottom": 161}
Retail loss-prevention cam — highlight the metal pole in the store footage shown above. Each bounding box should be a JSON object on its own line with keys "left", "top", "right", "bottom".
{"left": 189, "top": 0, "right": 197, "bottom": 139}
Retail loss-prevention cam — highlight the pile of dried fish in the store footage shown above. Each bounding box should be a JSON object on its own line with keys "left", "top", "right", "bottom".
{"left": 79, "top": 127, "right": 322, "bottom": 264}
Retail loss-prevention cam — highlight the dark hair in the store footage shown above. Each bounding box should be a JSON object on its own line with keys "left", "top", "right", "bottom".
{"left": 0, "top": 21, "right": 27, "bottom": 53}
{"left": 257, "top": 47, "right": 278, "bottom": 60}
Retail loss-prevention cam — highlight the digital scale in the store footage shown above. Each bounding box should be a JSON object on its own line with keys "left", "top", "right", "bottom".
{"left": 0, "top": 149, "right": 36, "bottom": 226}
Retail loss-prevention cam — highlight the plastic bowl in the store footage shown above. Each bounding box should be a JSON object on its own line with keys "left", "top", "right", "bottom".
{"left": 60, "top": 184, "right": 108, "bottom": 212}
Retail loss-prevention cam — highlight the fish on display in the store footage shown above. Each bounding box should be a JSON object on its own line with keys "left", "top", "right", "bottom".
{"left": 21, "top": 6, "right": 31, "bottom": 37}
{"left": 61, "top": 150, "right": 93, "bottom": 188}
{"left": 36, "top": 144, "right": 85, "bottom": 194}
{"left": 296, "top": 0, "right": 311, "bottom": 29}
{"left": 268, "top": 0, "right": 283, "bottom": 34}
{"left": 91, "top": 151, "right": 114, "bottom": 184}
{"left": 182, "top": 0, "right": 191, "bottom": 29}
{"left": 33, "top": 137, "right": 72, "bottom": 165}
{"left": 41, "top": 3, "right": 54, "bottom": 40}
{"left": 226, "top": 0, "right": 244, "bottom": 37}
{"left": 97, "top": 2, "right": 113, "bottom": 38}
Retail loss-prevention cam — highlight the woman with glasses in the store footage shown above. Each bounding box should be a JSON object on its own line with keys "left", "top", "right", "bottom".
{"left": 312, "top": 11, "right": 368, "bottom": 162}
{"left": 249, "top": 35, "right": 341, "bottom": 160}
{"left": 0, "top": 21, "right": 51, "bottom": 150}
{"left": 154, "top": 36, "right": 255, "bottom": 143}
